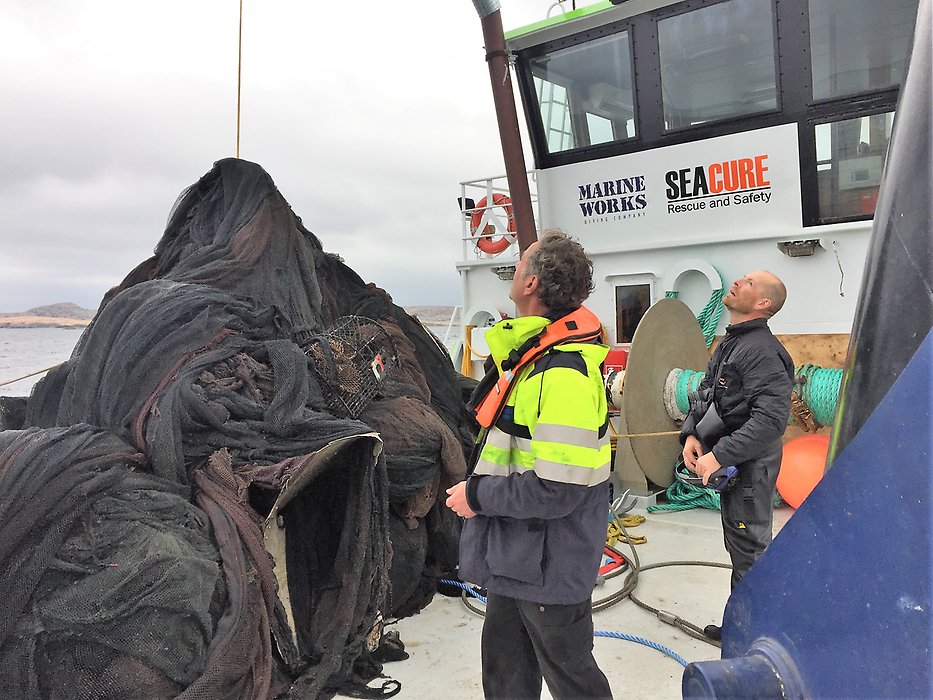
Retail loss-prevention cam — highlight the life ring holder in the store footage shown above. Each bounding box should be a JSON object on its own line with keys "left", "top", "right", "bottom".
{"left": 661, "top": 259, "right": 722, "bottom": 297}
{"left": 470, "top": 193, "right": 517, "bottom": 255}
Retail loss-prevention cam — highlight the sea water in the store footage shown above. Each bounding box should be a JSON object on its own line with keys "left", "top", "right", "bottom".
{"left": 0, "top": 327, "right": 85, "bottom": 397}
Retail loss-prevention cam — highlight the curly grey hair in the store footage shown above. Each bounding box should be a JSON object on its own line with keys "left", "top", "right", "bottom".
{"left": 523, "top": 229, "right": 594, "bottom": 315}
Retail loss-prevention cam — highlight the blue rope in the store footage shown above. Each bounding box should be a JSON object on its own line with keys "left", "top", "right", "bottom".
{"left": 442, "top": 578, "right": 487, "bottom": 603}
{"left": 439, "top": 580, "right": 689, "bottom": 668}
{"left": 594, "top": 630, "right": 689, "bottom": 667}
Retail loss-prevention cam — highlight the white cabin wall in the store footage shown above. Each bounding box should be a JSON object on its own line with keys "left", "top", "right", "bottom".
{"left": 524, "top": 123, "right": 872, "bottom": 340}
{"left": 583, "top": 232, "right": 870, "bottom": 342}
{"left": 456, "top": 225, "right": 870, "bottom": 343}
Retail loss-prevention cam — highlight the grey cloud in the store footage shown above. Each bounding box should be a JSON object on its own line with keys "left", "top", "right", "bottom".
{"left": 1, "top": 0, "right": 546, "bottom": 313}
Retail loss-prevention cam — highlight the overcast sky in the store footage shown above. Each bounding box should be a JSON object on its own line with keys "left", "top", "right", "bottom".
{"left": 0, "top": 0, "right": 555, "bottom": 312}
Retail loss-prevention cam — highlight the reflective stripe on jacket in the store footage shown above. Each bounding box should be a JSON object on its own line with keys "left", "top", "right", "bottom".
{"left": 459, "top": 313, "right": 611, "bottom": 604}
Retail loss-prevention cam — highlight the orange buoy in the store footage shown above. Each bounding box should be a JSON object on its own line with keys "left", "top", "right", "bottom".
{"left": 777, "top": 434, "right": 829, "bottom": 508}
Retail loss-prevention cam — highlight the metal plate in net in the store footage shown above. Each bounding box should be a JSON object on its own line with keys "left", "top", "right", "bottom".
{"left": 304, "top": 316, "right": 397, "bottom": 418}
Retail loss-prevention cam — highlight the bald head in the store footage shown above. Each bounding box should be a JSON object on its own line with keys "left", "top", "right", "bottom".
{"left": 724, "top": 270, "right": 787, "bottom": 321}
{"left": 756, "top": 270, "right": 787, "bottom": 317}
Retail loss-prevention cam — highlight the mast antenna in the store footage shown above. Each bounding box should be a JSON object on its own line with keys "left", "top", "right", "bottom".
{"left": 236, "top": 0, "right": 243, "bottom": 157}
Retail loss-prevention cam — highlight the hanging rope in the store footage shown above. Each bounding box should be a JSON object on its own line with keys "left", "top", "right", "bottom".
{"left": 665, "top": 269, "right": 725, "bottom": 348}
{"left": 236, "top": 0, "right": 244, "bottom": 158}
{"left": 695, "top": 291, "right": 724, "bottom": 348}
{"left": 0, "top": 364, "right": 62, "bottom": 388}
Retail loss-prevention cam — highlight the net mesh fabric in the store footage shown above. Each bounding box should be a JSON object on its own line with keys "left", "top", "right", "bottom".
{"left": 1, "top": 158, "right": 472, "bottom": 699}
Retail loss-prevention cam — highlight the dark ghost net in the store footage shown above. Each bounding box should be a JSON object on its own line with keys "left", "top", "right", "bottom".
{"left": 1, "top": 159, "right": 473, "bottom": 699}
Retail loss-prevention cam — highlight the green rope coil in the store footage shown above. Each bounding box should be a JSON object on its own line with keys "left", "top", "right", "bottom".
{"left": 674, "top": 369, "right": 705, "bottom": 414}
{"left": 795, "top": 364, "right": 844, "bottom": 426}
{"left": 672, "top": 364, "right": 844, "bottom": 428}
{"left": 649, "top": 468, "right": 785, "bottom": 513}
{"left": 648, "top": 469, "right": 721, "bottom": 513}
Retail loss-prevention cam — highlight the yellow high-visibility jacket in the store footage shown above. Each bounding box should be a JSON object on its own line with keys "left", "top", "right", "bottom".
{"left": 459, "top": 311, "right": 610, "bottom": 604}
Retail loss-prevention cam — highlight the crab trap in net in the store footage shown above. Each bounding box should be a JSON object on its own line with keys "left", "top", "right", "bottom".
{"left": 303, "top": 316, "right": 398, "bottom": 418}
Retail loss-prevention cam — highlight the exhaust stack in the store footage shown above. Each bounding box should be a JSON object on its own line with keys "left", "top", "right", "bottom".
{"left": 472, "top": 0, "right": 537, "bottom": 253}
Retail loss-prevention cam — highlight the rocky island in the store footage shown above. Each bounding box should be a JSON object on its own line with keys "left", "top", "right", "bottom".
{"left": 0, "top": 303, "right": 95, "bottom": 328}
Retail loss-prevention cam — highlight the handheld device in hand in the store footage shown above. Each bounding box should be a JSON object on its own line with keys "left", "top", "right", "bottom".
{"left": 676, "top": 465, "right": 737, "bottom": 492}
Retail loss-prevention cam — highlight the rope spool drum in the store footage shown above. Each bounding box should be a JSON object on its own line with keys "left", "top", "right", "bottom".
{"left": 621, "top": 298, "right": 709, "bottom": 488}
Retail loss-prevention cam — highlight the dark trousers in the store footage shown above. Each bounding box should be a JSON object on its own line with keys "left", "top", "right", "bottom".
{"left": 481, "top": 593, "right": 612, "bottom": 700}
{"left": 720, "top": 444, "right": 783, "bottom": 589}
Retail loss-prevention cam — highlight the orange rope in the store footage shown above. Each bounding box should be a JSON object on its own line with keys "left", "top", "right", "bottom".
{"left": 0, "top": 364, "right": 62, "bottom": 388}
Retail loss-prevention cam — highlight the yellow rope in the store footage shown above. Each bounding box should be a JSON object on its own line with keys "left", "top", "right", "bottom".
{"left": 0, "top": 364, "right": 62, "bottom": 388}
{"left": 607, "top": 514, "right": 647, "bottom": 546}
{"left": 613, "top": 430, "right": 681, "bottom": 439}
{"left": 462, "top": 326, "right": 490, "bottom": 373}
{"left": 608, "top": 420, "right": 680, "bottom": 441}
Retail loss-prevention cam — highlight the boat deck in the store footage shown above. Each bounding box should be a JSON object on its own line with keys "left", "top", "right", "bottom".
{"left": 361, "top": 503, "right": 795, "bottom": 699}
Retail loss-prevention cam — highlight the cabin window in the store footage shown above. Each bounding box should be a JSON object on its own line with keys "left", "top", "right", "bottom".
{"left": 529, "top": 31, "right": 636, "bottom": 154}
{"left": 657, "top": 0, "right": 777, "bottom": 129}
{"left": 809, "top": 0, "right": 919, "bottom": 102}
{"left": 815, "top": 111, "right": 894, "bottom": 221}
{"left": 534, "top": 79, "right": 574, "bottom": 152}
{"left": 658, "top": 0, "right": 778, "bottom": 129}
{"left": 615, "top": 284, "right": 650, "bottom": 344}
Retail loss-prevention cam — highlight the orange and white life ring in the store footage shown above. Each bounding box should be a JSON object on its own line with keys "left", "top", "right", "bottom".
{"left": 469, "top": 193, "right": 517, "bottom": 255}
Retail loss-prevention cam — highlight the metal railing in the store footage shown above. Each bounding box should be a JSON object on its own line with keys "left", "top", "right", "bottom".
{"left": 458, "top": 172, "right": 538, "bottom": 260}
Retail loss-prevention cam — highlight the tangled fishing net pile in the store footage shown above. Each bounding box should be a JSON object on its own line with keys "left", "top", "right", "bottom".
{"left": 0, "top": 159, "right": 473, "bottom": 699}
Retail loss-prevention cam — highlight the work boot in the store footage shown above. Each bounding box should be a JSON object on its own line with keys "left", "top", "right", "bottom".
{"left": 704, "top": 624, "right": 722, "bottom": 642}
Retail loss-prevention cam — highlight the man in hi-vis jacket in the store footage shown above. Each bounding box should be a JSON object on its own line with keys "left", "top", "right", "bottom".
{"left": 681, "top": 269, "right": 794, "bottom": 642}
{"left": 446, "top": 230, "right": 612, "bottom": 700}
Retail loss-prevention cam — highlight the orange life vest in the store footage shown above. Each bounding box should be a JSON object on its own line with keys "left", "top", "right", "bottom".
{"left": 472, "top": 306, "right": 604, "bottom": 429}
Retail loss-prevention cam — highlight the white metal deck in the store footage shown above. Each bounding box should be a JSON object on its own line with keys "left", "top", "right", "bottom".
{"left": 347, "top": 504, "right": 795, "bottom": 699}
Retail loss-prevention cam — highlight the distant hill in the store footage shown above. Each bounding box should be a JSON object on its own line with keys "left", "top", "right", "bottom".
{"left": 23, "top": 302, "right": 95, "bottom": 320}
{"left": 403, "top": 306, "right": 457, "bottom": 326}
{"left": 0, "top": 302, "right": 95, "bottom": 328}
{"left": 0, "top": 302, "right": 456, "bottom": 329}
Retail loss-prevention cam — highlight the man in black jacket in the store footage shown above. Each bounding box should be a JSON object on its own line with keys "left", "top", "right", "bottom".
{"left": 681, "top": 269, "right": 794, "bottom": 642}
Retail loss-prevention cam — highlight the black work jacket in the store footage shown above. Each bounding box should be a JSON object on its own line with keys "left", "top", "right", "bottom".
{"left": 681, "top": 318, "right": 794, "bottom": 467}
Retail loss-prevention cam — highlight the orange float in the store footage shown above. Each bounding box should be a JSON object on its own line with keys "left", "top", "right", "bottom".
{"left": 776, "top": 434, "right": 829, "bottom": 508}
